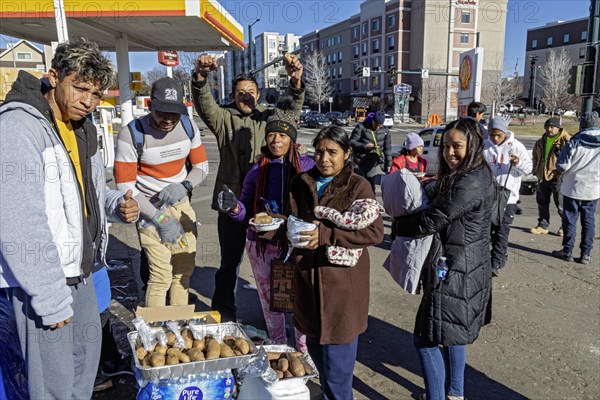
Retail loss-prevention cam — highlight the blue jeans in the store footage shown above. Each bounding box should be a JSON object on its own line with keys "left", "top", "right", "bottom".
{"left": 413, "top": 335, "right": 466, "bottom": 400}
{"left": 561, "top": 196, "right": 598, "bottom": 256}
{"left": 306, "top": 335, "right": 359, "bottom": 400}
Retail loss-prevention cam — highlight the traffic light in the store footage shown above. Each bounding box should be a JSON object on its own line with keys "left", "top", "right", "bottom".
{"left": 567, "top": 64, "right": 583, "bottom": 95}
{"left": 388, "top": 65, "right": 397, "bottom": 78}
{"left": 358, "top": 65, "right": 364, "bottom": 77}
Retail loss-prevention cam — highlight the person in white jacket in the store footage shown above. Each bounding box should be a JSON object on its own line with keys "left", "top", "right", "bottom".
{"left": 484, "top": 116, "right": 533, "bottom": 276}
{"left": 552, "top": 111, "right": 600, "bottom": 264}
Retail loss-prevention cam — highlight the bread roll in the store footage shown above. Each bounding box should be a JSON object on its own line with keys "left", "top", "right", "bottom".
{"left": 254, "top": 214, "right": 273, "bottom": 224}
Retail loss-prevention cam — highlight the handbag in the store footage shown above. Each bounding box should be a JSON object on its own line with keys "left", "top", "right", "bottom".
{"left": 491, "top": 164, "right": 513, "bottom": 227}
{"left": 270, "top": 259, "right": 296, "bottom": 313}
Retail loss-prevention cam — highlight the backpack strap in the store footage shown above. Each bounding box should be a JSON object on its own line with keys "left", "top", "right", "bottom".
{"left": 127, "top": 118, "right": 145, "bottom": 170}
{"left": 180, "top": 114, "right": 195, "bottom": 141}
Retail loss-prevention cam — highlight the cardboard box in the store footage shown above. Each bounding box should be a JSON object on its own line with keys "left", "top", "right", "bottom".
{"left": 135, "top": 305, "right": 220, "bottom": 324}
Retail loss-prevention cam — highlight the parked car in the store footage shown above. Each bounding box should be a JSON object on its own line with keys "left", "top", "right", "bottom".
{"left": 562, "top": 110, "right": 577, "bottom": 117}
{"left": 383, "top": 113, "right": 394, "bottom": 128}
{"left": 393, "top": 126, "right": 537, "bottom": 193}
{"left": 517, "top": 106, "right": 539, "bottom": 115}
{"left": 306, "top": 113, "right": 331, "bottom": 129}
{"left": 325, "top": 111, "right": 348, "bottom": 126}
{"left": 499, "top": 103, "right": 514, "bottom": 114}
{"left": 302, "top": 110, "right": 320, "bottom": 124}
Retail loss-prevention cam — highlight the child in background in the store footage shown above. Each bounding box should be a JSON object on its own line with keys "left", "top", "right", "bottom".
{"left": 390, "top": 132, "right": 427, "bottom": 177}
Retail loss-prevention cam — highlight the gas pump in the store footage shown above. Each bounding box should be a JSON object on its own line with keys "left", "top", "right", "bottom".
{"left": 92, "top": 105, "right": 117, "bottom": 168}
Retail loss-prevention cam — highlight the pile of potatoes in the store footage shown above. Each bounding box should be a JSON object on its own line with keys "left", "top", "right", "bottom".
{"left": 267, "top": 351, "right": 314, "bottom": 379}
{"left": 135, "top": 328, "right": 252, "bottom": 368}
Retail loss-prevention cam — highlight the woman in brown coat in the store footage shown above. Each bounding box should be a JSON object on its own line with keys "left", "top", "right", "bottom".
{"left": 287, "top": 126, "right": 384, "bottom": 399}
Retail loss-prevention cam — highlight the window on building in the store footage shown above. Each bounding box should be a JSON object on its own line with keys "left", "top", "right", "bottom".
{"left": 460, "top": 33, "right": 469, "bottom": 44}
{"left": 353, "top": 27, "right": 359, "bottom": 39}
{"left": 372, "top": 19, "right": 380, "bottom": 31}
{"left": 372, "top": 57, "right": 380, "bottom": 69}
{"left": 547, "top": 36, "right": 553, "bottom": 46}
{"left": 338, "top": 67, "right": 342, "bottom": 77}
{"left": 563, "top": 34, "right": 570, "bottom": 44}
{"left": 580, "top": 47, "right": 586, "bottom": 59}
{"left": 332, "top": 53, "right": 336, "bottom": 63}
{"left": 582, "top": 30, "right": 588, "bottom": 41}
{"left": 532, "top": 39, "right": 537, "bottom": 49}
{"left": 362, "top": 22, "right": 368, "bottom": 35}
{"left": 373, "top": 75, "right": 380, "bottom": 86}
{"left": 388, "top": 35, "right": 395, "bottom": 50}
{"left": 461, "top": 12, "right": 470, "bottom": 23}
{"left": 310, "top": 43, "right": 314, "bottom": 51}
{"left": 338, "top": 35, "right": 342, "bottom": 44}
{"left": 388, "top": 14, "right": 396, "bottom": 28}
{"left": 388, "top": 55, "right": 394, "bottom": 68}
{"left": 354, "top": 63, "right": 359, "bottom": 74}
{"left": 353, "top": 79, "right": 358, "bottom": 91}
{"left": 354, "top": 46, "right": 359, "bottom": 58}
{"left": 373, "top": 39, "right": 380, "bottom": 53}
{"left": 16, "top": 52, "right": 32, "bottom": 60}
{"left": 268, "top": 38, "right": 276, "bottom": 49}
{"left": 339, "top": 51, "right": 343, "bottom": 61}
{"left": 327, "top": 54, "right": 331, "bottom": 63}
{"left": 362, "top": 42, "right": 367, "bottom": 55}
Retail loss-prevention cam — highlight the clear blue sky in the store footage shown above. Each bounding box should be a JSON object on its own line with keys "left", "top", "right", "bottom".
{"left": 1, "top": 0, "right": 591, "bottom": 77}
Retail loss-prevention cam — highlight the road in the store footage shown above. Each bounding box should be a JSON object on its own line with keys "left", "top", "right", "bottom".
{"left": 98, "top": 117, "right": 599, "bottom": 400}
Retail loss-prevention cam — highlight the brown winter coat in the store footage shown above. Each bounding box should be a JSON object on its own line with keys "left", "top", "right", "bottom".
{"left": 287, "top": 164, "right": 384, "bottom": 345}
{"left": 532, "top": 129, "right": 571, "bottom": 182}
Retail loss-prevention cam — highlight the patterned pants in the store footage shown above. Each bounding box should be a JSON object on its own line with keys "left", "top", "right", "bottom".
{"left": 245, "top": 241, "right": 306, "bottom": 352}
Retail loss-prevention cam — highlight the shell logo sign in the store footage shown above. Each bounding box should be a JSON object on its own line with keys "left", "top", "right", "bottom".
{"left": 459, "top": 55, "right": 472, "bottom": 91}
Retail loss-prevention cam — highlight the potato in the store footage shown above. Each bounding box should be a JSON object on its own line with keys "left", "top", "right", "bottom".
{"left": 223, "top": 336, "right": 236, "bottom": 348}
{"left": 267, "top": 352, "right": 281, "bottom": 361}
{"left": 270, "top": 360, "right": 279, "bottom": 370}
{"left": 234, "top": 350, "right": 243, "bottom": 356}
{"left": 166, "top": 332, "right": 176, "bottom": 346}
{"left": 277, "top": 358, "right": 289, "bottom": 372}
{"left": 181, "top": 329, "right": 194, "bottom": 341}
{"left": 141, "top": 354, "right": 152, "bottom": 367}
{"left": 187, "top": 348, "right": 205, "bottom": 361}
{"left": 220, "top": 343, "right": 235, "bottom": 358}
{"left": 205, "top": 338, "right": 221, "bottom": 360}
{"left": 300, "top": 357, "right": 314, "bottom": 375}
{"left": 192, "top": 339, "right": 205, "bottom": 350}
{"left": 283, "top": 370, "right": 294, "bottom": 378}
{"left": 166, "top": 354, "right": 179, "bottom": 365}
{"left": 183, "top": 337, "right": 193, "bottom": 350}
{"left": 275, "top": 370, "right": 284, "bottom": 379}
{"left": 154, "top": 344, "right": 168, "bottom": 355}
{"left": 178, "top": 352, "right": 191, "bottom": 363}
{"left": 135, "top": 345, "right": 148, "bottom": 361}
{"left": 166, "top": 348, "right": 181, "bottom": 355}
{"left": 254, "top": 213, "right": 272, "bottom": 224}
{"left": 234, "top": 338, "right": 250, "bottom": 355}
{"left": 150, "top": 353, "right": 165, "bottom": 367}
{"left": 288, "top": 355, "right": 305, "bottom": 377}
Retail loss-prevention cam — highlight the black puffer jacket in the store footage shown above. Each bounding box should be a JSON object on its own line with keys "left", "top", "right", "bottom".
{"left": 393, "top": 164, "right": 495, "bottom": 346}
{"left": 350, "top": 120, "right": 392, "bottom": 173}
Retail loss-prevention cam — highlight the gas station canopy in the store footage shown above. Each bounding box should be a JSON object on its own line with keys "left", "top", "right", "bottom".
{"left": 0, "top": 0, "right": 246, "bottom": 51}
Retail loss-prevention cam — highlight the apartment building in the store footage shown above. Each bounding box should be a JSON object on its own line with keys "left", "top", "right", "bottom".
{"left": 224, "top": 32, "right": 301, "bottom": 102}
{"left": 300, "top": 0, "right": 508, "bottom": 121}
{"left": 523, "top": 17, "right": 590, "bottom": 102}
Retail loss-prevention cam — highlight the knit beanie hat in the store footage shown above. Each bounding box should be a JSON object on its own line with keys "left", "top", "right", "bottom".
{"left": 544, "top": 117, "right": 561, "bottom": 129}
{"left": 404, "top": 131, "right": 424, "bottom": 150}
{"left": 373, "top": 110, "right": 386, "bottom": 125}
{"left": 579, "top": 111, "right": 599, "bottom": 130}
{"left": 265, "top": 97, "right": 298, "bottom": 142}
{"left": 489, "top": 116, "right": 509, "bottom": 134}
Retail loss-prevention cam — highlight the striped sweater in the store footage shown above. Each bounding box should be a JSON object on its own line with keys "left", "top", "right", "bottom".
{"left": 114, "top": 115, "right": 209, "bottom": 218}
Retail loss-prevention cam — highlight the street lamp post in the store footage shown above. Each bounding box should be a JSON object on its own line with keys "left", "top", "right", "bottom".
{"left": 248, "top": 18, "right": 260, "bottom": 73}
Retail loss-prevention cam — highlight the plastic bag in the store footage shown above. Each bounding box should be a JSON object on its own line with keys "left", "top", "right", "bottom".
{"left": 286, "top": 216, "right": 316, "bottom": 249}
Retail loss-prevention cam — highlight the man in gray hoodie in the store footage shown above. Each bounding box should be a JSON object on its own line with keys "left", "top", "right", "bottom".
{"left": 0, "top": 39, "right": 138, "bottom": 399}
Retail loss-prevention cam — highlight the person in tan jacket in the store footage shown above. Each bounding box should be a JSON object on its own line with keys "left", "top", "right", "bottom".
{"left": 530, "top": 118, "right": 570, "bottom": 235}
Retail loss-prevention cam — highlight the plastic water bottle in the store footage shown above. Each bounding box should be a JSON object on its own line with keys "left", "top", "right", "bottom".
{"left": 436, "top": 256, "right": 448, "bottom": 280}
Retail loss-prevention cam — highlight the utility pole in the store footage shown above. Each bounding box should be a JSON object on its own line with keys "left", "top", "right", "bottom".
{"left": 248, "top": 19, "right": 260, "bottom": 73}
{"left": 528, "top": 55, "right": 538, "bottom": 107}
{"left": 583, "top": 0, "right": 600, "bottom": 113}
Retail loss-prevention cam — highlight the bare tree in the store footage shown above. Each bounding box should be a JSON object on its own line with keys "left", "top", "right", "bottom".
{"left": 302, "top": 50, "right": 334, "bottom": 113}
{"left": 417, "top": 77, "right": 445, "bottom": 120}
{"left": 538, "top": 49, "right": 578, "bottom": 116}
{"left": 140, "top": 66, "right": 168, "bottom": 95}
{"left": 481, "top": 52, "right": 523, "bottom": 110}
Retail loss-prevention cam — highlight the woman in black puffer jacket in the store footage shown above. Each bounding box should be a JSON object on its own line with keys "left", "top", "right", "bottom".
{"left": 392, "top": 118, "right": 495, "bottom": 400}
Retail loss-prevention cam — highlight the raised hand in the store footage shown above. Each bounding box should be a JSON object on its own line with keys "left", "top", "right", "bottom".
{"left": 119, "top": 189, "right": 139, "bottom": 222}
{"left": 218, "top": 184, "right": 239, "bottom": 212}
{"left": 195, "top": 54, "right": 219, "bottom": 80}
